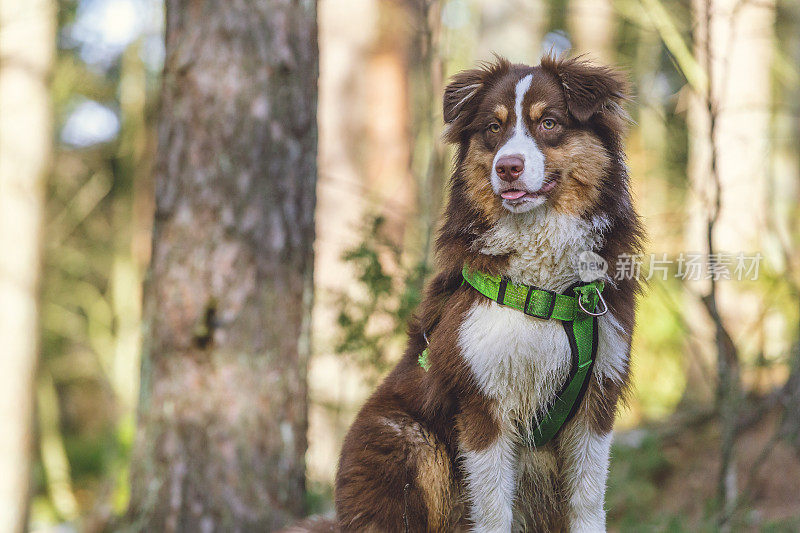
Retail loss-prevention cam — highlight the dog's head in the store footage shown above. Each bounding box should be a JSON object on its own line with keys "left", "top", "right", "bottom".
{"left": 443, "top": 56, "right": 629, "bottom": 220}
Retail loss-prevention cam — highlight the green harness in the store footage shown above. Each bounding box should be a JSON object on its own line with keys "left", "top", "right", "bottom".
{"left": 418, "top": 264, "right": 606, "bottom": 447}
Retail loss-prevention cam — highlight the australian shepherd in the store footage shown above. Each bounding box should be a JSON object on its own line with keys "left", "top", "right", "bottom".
{"left": 302, "top": 55, "right": 643, "bottom": 533}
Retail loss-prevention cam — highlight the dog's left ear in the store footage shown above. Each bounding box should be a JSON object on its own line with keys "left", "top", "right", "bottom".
{"left": 542, "top": 56, "right": 629, "bottom": 123}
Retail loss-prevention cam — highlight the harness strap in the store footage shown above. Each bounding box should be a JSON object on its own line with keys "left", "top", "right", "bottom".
{"left": 460, "top": 265, "right": 603, "bottom": 321}
{"left": 418, "top": 264, "right": 605, "bottom": 447}
{"left": 527, "top": 313, "right": 597, "bottom": 446}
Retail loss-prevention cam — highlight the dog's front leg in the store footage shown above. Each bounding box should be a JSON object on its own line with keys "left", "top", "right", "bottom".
{"left": 458, "top": 407, "right": 517, "bottom": 533}
{"left": 558, "top": 419, "right": 613, "bottom": 533}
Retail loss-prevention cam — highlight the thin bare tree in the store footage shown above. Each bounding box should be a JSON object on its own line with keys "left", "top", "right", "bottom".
{"left": 688, "top": 0, "right": 776, "bottom": 527}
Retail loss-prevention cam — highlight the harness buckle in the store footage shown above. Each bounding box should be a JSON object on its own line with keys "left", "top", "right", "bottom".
{"left": 577, "top": 286, "right": 608, "bottom": 317}
{"left": 523, "top": 286, "right": 557, "bottom": 320}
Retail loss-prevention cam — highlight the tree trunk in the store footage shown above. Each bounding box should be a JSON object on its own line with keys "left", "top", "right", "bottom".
{"left": 688, "top": 0, "right": 775, "bottom": 527}
{"left": 408, "top": 0, "right": 445, "bottom": 265}
{"left": 0, "top": 1, "right": 55, "bottom": 531}
{"left": 127, "top": 1, "right": 318, "bottom": 530}
{"left": 568, "top": 0, "right": 615, "bottom": 62}
{"left": 775, "top": 0, "right": 800, "bottom": 456}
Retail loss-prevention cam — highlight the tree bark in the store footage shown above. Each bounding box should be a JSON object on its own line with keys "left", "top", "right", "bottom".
{"left": 688, "top": 0, "right": 775, "bottom": 527}
{"left": 775, "top": 0, "right": 800, "bottom": 456}
{"left": 0, "top": 1, "right": 55, "bottom": 531}
{"left": 568, "top": 0, "right": 615, "bottom": 62}
{"left": 127, "top": 1, "right": 317, "bottom": 530}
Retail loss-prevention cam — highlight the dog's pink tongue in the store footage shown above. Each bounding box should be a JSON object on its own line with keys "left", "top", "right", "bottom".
{"left": 501, "top": 190, "right": 527, "bottom": 200}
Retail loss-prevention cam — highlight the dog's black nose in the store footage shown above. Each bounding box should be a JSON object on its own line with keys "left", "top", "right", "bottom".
{"left": 495, "top": 155, "right": 524, "bottom": 182}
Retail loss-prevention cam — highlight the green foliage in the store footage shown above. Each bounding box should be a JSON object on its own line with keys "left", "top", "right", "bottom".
{"left": 334, "top": 214, "right": 429, "bottom": 380}
{"left": 609, "top": 432, "right": 720, "bottom": 530}
{"left": 64, "top": 433, "right": 112, "bottom": 481}
{"left": 304, "top": 480, "right": 335, "bottom": 516}
{"left": 607, "top": 433, "right": 723, "bottom": 532}
{"left": 628, "top": 278, "right": 689, "bottom": 421}
{"left": 761, "top": 517, "right": 800, "bottom": 533}
{"left": 607, "top": 433, "right": 671, "bottom": 527}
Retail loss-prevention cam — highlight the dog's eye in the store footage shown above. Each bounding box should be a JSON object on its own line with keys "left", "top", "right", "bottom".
{"left": 541, "top": 118, "right": 557, "bottom": 130}
{"left": 488, "top": 122, "right": 501, "bottom": 133}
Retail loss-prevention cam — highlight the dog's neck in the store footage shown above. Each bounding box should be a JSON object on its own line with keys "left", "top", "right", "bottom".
{"left": 472, "top": 208, "right": 608, "bottom": 292}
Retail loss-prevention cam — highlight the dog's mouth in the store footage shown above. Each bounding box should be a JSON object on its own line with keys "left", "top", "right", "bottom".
{"left": 499, "top": 175, "right": 558, "bottom": 202}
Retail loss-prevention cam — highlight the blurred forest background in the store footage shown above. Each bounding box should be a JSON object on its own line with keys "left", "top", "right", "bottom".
{"left": 1, "top": 0, "right": 800, "bottom": 531}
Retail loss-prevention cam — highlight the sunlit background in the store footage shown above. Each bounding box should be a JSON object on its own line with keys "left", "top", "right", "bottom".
{"left": 5, "top": 0, "right": 799, "bottom": 530}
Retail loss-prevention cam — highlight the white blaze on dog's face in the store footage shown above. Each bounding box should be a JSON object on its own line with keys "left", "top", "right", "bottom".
{"left": 490, "top": 74, "right": 548, "bottom": 213}
{"left": 442, "top": 58, "right": 629, "bottom": 221}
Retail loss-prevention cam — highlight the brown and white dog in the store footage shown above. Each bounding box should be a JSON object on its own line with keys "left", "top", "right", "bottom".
{"left": 332, "top": 56, "right": 643, "bottom": 532}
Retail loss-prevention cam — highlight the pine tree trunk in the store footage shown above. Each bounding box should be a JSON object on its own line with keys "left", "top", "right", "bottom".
{"left": 127, "top": 1, "right": 317, "bottom": 530}
{"left": 0, "top": 1, "right": 54, "bottom": 531}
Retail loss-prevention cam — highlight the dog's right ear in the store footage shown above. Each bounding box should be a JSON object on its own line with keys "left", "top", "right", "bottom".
{"left": 443, "top": 69, "right": 485, "bottom": 124}
{"left": 443, "top": 58, "right": 509, "bottom": 143}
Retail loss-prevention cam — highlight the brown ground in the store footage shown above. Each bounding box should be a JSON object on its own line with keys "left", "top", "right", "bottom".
{"left": 610, "top": 408, "right": 800, "bottom": 531}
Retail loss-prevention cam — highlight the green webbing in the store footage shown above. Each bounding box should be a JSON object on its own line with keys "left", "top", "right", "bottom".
{"left": 418, "top": 265, "right": 604, "bottom": 447}
{"left": 526, "top": 312, "right": 597, "bottom": 447}
{"left": 460, "top": 265, "right": 603, "bottom": 321}
{"left": 418, "top": 348, "right": 430, "bottom": 371}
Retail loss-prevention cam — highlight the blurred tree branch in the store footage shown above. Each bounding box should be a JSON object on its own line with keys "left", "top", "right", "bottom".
{"left": 638, "top": 0, "right": 708, "bottom": 91}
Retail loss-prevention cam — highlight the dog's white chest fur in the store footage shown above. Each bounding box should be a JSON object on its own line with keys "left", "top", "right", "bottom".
{"left": 459, "top": 301, "right": 571, "bottom": 424}
{"left": 459, "top": 210, "right": 606, "bottom": 422}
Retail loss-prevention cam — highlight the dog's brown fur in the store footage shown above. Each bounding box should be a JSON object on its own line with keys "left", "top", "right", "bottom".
{"left": 329, "top": 56, "right": 643, "bottom": 532}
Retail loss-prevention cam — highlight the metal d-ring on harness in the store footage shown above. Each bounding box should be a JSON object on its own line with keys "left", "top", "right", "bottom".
{"left": 418, "top": 264, "right": 607, "bottom": 447}
{"left": 577, "top": 285, "right": 608, "bottom": 316}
